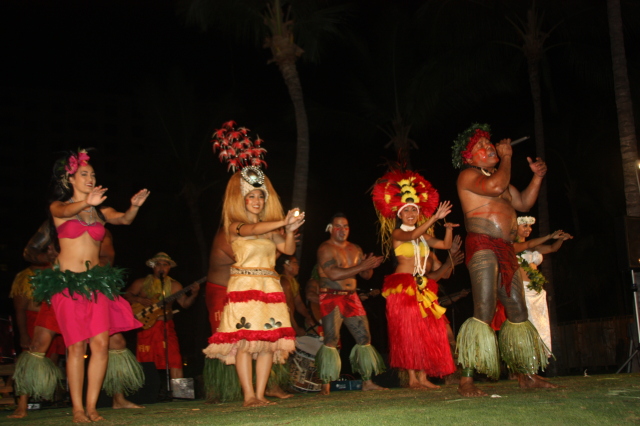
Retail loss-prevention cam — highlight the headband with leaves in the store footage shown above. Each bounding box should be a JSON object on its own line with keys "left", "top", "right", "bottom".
{"left": 451, "top": 123, "right": 491, "bottom": 169}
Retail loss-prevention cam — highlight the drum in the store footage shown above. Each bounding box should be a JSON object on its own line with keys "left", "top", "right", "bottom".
{"left": 289, "top": 336, "right": 323, "bottom": 392}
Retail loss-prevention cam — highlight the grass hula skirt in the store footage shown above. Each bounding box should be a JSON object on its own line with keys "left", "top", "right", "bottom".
{"left": 31, "top": 263, "right": 126, "bottom": 304}
{"left": 103, "top": 349, "right": 145, "bottom": 396}
{"left": 268, "top": 362, "right": 290, "bottom": 390}
{"left": 13, "top": 351, "right": 63, "bottom": 400}
{"left": 315, "top": 345, "right": 341, "bottom": 384}
{"left": 499, "top": 319, "right": 552, "bottom": 375}
{"left": 203, "top": 357, "right": 242, "bottom": 402}
{"left": 350, "top": 344, "right": 386, "bottom": 381}
{"left": 456, "top": 317, "right": 500, "bottom": 380}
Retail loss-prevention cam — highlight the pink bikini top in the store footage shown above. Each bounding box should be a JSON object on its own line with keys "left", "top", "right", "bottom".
{"left": 56, "top": 219, "right": 106, "bottom": 242}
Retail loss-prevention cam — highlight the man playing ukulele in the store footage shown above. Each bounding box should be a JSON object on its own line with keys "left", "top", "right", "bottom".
{"left": 125, "top": 252, "right": 200, "bottom": 379}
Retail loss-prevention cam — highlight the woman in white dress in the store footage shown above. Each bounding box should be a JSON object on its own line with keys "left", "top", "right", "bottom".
{"left": 513, "top": 216, "right": 573, "bottom": 351}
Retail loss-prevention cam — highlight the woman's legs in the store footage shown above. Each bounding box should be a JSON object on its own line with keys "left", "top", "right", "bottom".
{"left": 236, "top": 351, "right": 260, "bottom": 407}
{"left": 85, "top": 331, "right": 109, "bottom": 421}
{"left": 254, "top": 352, "right": 273, "bottom": 403}
{"left": 67, "top": 340, "right": 89, "bottom": 422}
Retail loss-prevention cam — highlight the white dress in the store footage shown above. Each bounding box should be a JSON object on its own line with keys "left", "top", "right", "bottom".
{"left": 520, "top": 250, "right": 551, "bottom": 351}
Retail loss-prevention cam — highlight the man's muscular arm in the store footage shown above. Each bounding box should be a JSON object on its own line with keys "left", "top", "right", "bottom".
{"left": 123, "top": 278, "right": 153, "bottom": 306}
{"left": 510, "top": 157, "right": 546, "bottom": 212}
{"left": 13, "top": 296, "right": 31, "bottom": 349}
{"left": 317, "top": 244, "right": 382, "bottom": 282}
{"left": 460, "top": 140, "right": 513, "bottom": 197}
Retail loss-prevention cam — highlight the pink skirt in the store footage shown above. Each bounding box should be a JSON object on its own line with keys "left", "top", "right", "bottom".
{"left": 51, "top": 289, "right": 141, "bottom": 347}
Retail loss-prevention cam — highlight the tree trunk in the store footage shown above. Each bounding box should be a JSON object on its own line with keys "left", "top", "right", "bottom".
{"left": 525, "top": 7, "right": 558, "bottom": 375}
{"left": 607, "top": 0, "right": 640, "bottom": 217}
{"left": 277, "top": 59, "right": 310, "bottom": 214}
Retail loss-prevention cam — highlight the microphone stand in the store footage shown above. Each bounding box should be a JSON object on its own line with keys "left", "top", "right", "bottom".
{"left": 159, "top": 272, "right": 172, "bottom": 400}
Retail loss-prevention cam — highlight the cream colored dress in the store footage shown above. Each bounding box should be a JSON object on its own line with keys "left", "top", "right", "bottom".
{"left": 520, "top": 250, "right": 552, "bottom": 351}
{"left": 203, "top": 238, "right": 295, "bottom": 364}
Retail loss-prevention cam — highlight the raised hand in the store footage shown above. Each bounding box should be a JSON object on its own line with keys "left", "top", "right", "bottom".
{"left": 451, "top": 249, "right": 465, "bottom": 266}
{"left": 527, "top": 157, "right": 547, "bottom": 177}
{"left": 450, "top": 235, "right": 462, "bottom": 254}
{"left": 434, "top": 201, "right": 453, "bottom": 220}
{"left": 496, "top": 139, "right": 513, "bottom": 159}
{"left": 361, "top": 252, "right": 383, "bottom": 270}
{"left": 131, "top": 189, "right": 150, "bottom": 207}
{"left": 285, "top": 209, "right": 305, "bottom": 232}
{"left": 86, "top": 186, "right": 108, "bottom": 206}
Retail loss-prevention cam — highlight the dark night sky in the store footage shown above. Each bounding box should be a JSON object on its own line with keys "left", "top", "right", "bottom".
{"left": 2, "top": 0, "right": 640, "bottom": 368}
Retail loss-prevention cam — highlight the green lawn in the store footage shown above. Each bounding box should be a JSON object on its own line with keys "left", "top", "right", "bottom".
{"left": 3, "top": 374, "right": 639, "bottom": 425}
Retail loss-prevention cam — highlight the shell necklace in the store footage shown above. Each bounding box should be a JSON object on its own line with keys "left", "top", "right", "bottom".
{"left": 400, "top": 224, "right": 429, "bottom": 277}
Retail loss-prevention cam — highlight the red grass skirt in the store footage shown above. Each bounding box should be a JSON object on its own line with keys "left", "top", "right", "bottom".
{"left": 383, "top": 273, "right": 455, "bottom": 377}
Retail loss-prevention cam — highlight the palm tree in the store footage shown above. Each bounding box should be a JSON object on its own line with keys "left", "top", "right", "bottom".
{"left": 607, "top": 0, "right": 640, "bottom": 217}
{"left": 183, "top": 0, "right": 350, "bottom": 254}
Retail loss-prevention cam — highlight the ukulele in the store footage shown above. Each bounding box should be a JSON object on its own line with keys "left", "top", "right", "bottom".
{"left": 131, "top": 277, "right": 206, "bottom": 329}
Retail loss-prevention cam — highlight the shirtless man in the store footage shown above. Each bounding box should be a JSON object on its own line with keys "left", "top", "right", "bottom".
{"left": 203, "top": 228, "right": 292, "bottom": 402}
{"left": 315, "top": 213, "right": 386, "bottom": 395}
{"left": 452, "top": 123, "right": 555, "bottom": 397}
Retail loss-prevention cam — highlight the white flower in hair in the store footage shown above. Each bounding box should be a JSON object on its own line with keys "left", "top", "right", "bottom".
{"left": 517, "top": 216, "right": 536, "bottom": 225}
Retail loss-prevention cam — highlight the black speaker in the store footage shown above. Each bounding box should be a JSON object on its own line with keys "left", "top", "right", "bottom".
{"left": 96, "top": 362, "right": 160, "bottom": 408}
{"left": 616, "top": 216, "right": 640, "bottom": 269}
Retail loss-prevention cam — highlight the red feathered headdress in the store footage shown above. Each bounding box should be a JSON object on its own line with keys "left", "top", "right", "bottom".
{"left": 372, "top": 170, "right": 439, "bottom": 219}
{"left": 372, "top": 170, "right": 439, "bottom": 258}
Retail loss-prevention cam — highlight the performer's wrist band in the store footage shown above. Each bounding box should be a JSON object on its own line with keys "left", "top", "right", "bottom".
{"left": 236, "top": 223, "right": 245, "bottom": 236}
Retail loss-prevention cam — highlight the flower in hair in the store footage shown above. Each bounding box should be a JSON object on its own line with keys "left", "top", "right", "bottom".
{"left": 65, "top": 150, "right": 90, "bottom": 175}
{"left": 517, "top": 216, "right": 536, "bottom": 225}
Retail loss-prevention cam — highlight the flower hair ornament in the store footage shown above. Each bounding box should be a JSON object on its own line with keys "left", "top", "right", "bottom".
{"left": 451, "top": 123, "right": 491, "bottom": 169}
{"left": 517, "top": 216, "right": 536, "bottom": 225}
{"left": 55, "top": 148, "right": 91, "bottom": 189}
{"left": 372, "top": 169, "right": 439, "bottom": 258}
{"left": 212, "top": 120, "right": 269, "bottom": 200}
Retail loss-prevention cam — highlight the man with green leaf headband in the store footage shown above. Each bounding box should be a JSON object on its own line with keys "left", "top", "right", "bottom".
{"left": 452, "top": 123, "right": 556, "bottom": 397}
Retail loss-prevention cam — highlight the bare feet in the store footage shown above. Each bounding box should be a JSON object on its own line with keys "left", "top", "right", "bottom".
{"left": 417, "top": 372, "right": 440, "bottom": 389}
{"left": 407, "top": 380, "right": 438, "bottom": 390}
{"left": 242, "top": 397, "right": 269, "bottom": 407}
{"left": 7, "top": 409, "right": 27, "bottom": 419}
{"left": 258, "top": 398, "right": 277, "bottom": 405}
{"left": 457, "top": 377, "right": 487, "bottom": 397}
{"left": 517, "top": 374, "right": 559, "bottom": 389}
{"left": 86, "top": 409, "right": 105, "bottom": 422}
{"left": 7, "top": 395, "right": 28, "bottom": 418}
{"left": 112, "top": 400, "right": 144, "bottom": 409}
{"left": 72, "top": 410, "right": 91, "bottom": 423}
{"left": 362, "top": 380, "right": 388, "bottom": 391}
{"left": 265, "top": 385, "right": 294, "bottom": 399}
{"left": 407, "top": 381, "right": 425, "bottom": 390}
{"left": 317, "top": 383, "right": 331, "bottom": 396}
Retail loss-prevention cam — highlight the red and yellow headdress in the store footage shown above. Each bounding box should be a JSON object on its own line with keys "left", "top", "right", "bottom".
{"left": 372, "top": 170, "right": 439, "bottom": 258}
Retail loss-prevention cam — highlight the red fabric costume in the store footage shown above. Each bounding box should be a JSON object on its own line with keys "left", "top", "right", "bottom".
{"left": 35, "top": 302, "right": 61, "bottom": 334}
{"left": 319, "top": 290, "right": 367, "bottom": 318}
{"left": 28, "top": 308, "right": 65, "bottom": 357}
{"left": 206, "top": 282, "right": 227, "bottom": 333}
{"left": 136, "top": 320, "right": 183, "bottom": 369}
{"left": 465, "top": 232, "right": 519, "bottom": 331}
{"left": 383, "top": 274, "right": 455, "bottom": 377}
